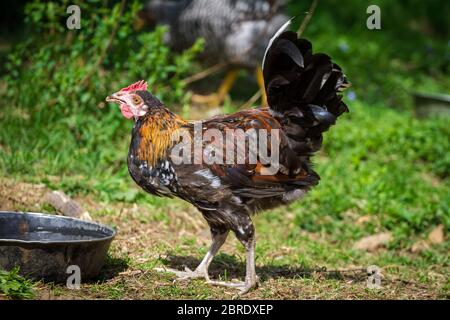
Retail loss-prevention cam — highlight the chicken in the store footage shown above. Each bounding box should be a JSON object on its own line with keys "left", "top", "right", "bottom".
{"left": 137, "top": 0, "right": 288, "bottom": 107}
{"left": 106, "top": 19, "right": 350, "bottom": 294}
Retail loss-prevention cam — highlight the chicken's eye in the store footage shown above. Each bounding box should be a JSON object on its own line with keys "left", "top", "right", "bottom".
{"left": 132, "top": 95, "right": 142, "bottom": 105}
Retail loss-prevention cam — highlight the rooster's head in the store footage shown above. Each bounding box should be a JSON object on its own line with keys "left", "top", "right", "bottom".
{"left": 106, "top": 80, "right": 162, "bottom": 119}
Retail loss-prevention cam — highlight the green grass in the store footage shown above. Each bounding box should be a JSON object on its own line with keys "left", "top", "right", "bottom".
{"left": 4, "top": 100, "right": 447, "bottom": 242}
{"left": 0, "top": 100, "right": 448, "bottom": 299}
{"left": 292, "top": 101, "right": 449, "bottom": 245}
{"left": 0, "top": 0, "right": 448, "bottom": 300}
{"left": 0, "top": 267, "right": 36, "bottom": 299}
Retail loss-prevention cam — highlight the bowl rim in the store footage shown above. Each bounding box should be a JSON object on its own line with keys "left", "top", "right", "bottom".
{"left": 0, "top": 211, "right": 116, "bottom": 245}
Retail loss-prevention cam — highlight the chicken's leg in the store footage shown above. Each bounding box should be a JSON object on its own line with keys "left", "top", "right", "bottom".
{"left": 155, "top": 229, "right": 229, "bottom": 281}
{"left": 255, "top": 66, "right": 268, "bottom": 107}
{"left": 208, "top": 217, "right": 259, "bottom": 294}
{"left": 191, "top": 69, "right": 239, "bottom": 107}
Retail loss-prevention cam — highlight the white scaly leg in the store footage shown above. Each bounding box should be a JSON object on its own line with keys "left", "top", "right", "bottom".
{"left": 155, "top": 229, "right": 229, "bottom": 281}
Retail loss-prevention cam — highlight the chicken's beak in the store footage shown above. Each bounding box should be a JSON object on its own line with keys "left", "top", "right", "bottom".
{"left": 105, "top": 95, "right": 116, "bottom": 103}
{"left": 106, "top": 92, "right": 126, "bottom": 105}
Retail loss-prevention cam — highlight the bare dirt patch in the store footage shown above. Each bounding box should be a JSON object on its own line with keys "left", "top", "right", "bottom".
{"left": 0, "top": 178, "right": 48, "bottom": 211}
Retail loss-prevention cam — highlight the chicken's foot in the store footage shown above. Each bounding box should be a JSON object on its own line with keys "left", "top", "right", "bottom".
{"left": 191, "top": 69, "right": 239, "bottom": 107}
{"left": 155, "top": 229, "right": 229, "bottom": 282}
{"left": 154, "top": 266, "right": 207, "bottom": 281}
{"left": 208, "top": 233, "right": 259, "bottom": 295}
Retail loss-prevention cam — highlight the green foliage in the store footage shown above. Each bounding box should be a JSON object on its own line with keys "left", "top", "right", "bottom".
{"left": 0, "top": 1, "right": 448, "bottom": 299}
{"left": 4, "top": 0, "right": 203, "bottom": 107}
{"left": 0, "top": 267, "right": 35, "bottom": 299}
{"left": 288, "top": 0, "right": 450, "bottom": 108}
{"left": 0, "top": 0, "right": 202, "bottom": 201}
{"left": 0, "top": 0, "right": 448, "bottom": 252}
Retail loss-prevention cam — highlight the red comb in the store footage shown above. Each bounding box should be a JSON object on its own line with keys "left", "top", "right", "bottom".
{"left": 120, "top": 80, "right": 148, "bottom": 92}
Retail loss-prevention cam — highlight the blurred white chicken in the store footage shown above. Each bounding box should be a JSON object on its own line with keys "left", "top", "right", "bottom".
{"left": 138, "top": 0, "right": 288, "bottom": 106}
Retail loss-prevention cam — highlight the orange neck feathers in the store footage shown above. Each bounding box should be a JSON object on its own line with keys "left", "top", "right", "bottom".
{"left": 136, "top": 109, "right": 187, "bottom": 166}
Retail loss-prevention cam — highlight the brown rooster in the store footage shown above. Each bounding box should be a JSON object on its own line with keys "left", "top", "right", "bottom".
{"left": 106, "top": 20, "right": 349, "bottom": 294}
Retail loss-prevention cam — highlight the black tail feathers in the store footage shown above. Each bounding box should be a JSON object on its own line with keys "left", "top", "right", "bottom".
{"left": 262, "top": 30, "right": 350, "bottom": 138}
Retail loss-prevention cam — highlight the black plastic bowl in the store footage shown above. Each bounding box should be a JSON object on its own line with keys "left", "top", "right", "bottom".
{"left": 0, "top": 211, "right": 116, "bottom": 282}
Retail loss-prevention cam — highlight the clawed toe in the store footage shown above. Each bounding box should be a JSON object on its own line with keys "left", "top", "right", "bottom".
{"left": 155, "top": 267, "right": 258, "bottom": 295}
{"left": 207, "top": 280, "right": 245, "bottom": 288}
{"left": 207, "top": 279, "right": 258, "bottom": 295}
{"left": 154, "top": 266, "right": 207, "bottom": 282}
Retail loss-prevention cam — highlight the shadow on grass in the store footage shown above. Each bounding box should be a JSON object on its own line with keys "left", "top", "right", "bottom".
{"left": 90, "top": 255, "right": 130, "bottom": 283}
{"left": 161, "top": 253, "right": 368, "bottom": 283}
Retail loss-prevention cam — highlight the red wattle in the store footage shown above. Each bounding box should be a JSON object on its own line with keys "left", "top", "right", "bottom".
{"left": 120, "top": 104, "right": 134, "bottom": 119}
